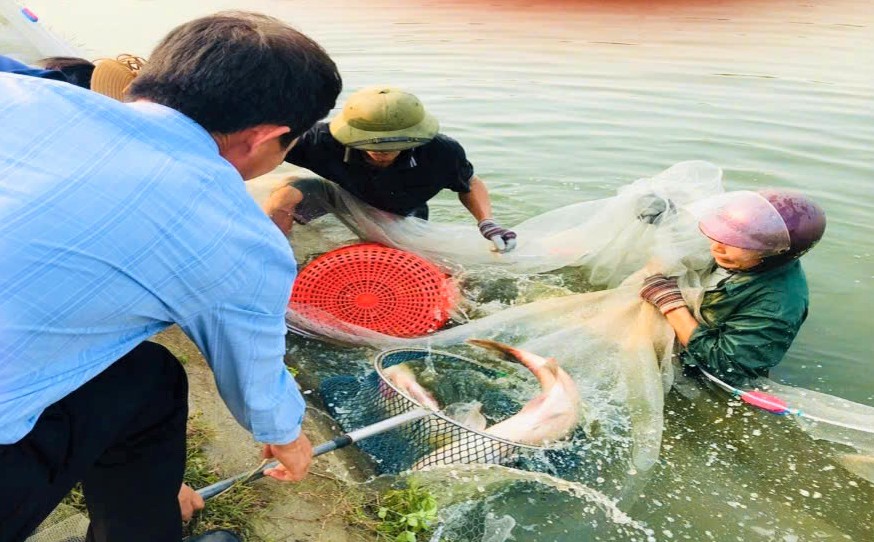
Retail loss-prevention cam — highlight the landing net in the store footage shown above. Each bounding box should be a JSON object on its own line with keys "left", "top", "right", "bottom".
{"left": 319, "top": 348, "right": 547, "bottom": 474}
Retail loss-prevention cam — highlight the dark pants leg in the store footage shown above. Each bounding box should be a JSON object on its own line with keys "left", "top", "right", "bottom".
{"left": 0, "top": 341, "right": 188, "bottom": 542}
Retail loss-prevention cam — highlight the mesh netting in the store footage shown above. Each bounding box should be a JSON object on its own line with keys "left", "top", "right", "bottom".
{"left": 24, "top": 504, "right": 88, "bottom": 542}
{"left": 320, "top": 348, "right": 545, "bottom": 474}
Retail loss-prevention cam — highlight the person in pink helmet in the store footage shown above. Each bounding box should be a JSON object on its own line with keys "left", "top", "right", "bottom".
{"left": 640, "top": 189, "right": 827, "bottom": 386}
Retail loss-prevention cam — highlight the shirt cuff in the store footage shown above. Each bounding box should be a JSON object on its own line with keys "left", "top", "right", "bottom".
{"left": 247, "top": 377, "right": 307, "bottom": 444}
{"left": 254, "top": 423, "right": 302, "bottom": 445}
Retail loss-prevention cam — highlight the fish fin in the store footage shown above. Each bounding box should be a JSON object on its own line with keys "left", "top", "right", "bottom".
{"left": 544, "top": 358, "right": 560, "bottom": 374}
{"left": 466, "top": 338, "right": 524, "bottom": 364}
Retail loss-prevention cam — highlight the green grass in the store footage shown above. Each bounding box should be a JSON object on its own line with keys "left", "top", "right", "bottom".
{"left": 345, "top": 481, "right": 439, "bottom": 542}
{"left": 60, "top": 483, "right": 87, "bottom": 515}
{"left": 374, "top": 482, "right": 439, "bottom": 542}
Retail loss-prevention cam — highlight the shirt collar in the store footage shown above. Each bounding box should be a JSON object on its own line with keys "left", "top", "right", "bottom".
{"left": 721, "top": 259, "right": 799, "bottom": 293}
{"left": 343, "top": 147, "right": 418, "bottom": 170}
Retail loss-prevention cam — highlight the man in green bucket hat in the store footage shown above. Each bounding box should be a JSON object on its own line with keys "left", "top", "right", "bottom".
{"left": 262, "top": 86, "right": 518, "bottom": 252}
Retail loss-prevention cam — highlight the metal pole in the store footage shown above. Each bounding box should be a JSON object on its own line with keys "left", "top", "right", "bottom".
{"left": 197, "top": 407, "right": 432, "bottom": 500}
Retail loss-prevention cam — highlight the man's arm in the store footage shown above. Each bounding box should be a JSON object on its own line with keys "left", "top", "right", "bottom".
{"left": 263, "top": 183, "right": 304, "bottom": 235}
{"left": 458, "top": 175, "right": 493, "bottom": 222}
{"left": 283, "top": 123, "right": 323, "bottom": 168}
{"left": 460, "top": 176, "right": 518, "bottom": 253}
{"left": 179, "top": 303, "right": 312, "bottom": 480}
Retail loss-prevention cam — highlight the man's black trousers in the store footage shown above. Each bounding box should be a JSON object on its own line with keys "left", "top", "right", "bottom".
{"left": 0, "top": 341, "right": 188, "bottom": 542}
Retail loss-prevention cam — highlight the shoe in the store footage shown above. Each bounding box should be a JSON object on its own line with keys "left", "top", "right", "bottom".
{"left": 186, "top": 529, "right": 242, "bottom": 542}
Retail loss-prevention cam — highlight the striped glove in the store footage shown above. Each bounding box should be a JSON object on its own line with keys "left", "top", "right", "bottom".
{"left": 478, "top": 219, "right": 517, "bottom": 253}
{"left": 639, "top": 274, "right": 686, "bottom": 315}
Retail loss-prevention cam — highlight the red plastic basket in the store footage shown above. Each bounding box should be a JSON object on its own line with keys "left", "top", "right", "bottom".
{"left": 289, "top": 243, "right": 457, "bottom": 337}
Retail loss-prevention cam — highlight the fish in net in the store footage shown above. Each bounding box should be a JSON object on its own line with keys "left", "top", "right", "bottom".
{"left": 319, "top": 346, "right": 583, "bottom": 474}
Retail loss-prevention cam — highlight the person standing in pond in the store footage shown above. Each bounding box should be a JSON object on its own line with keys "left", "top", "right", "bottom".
{"left": 261, "top": 86, "right": 519, "bottom": 253}
{"left": 639, "top": 189, "right": 826, "bottom": 386}
{"left": 0, "top": 11, "right": 341, "bottom": 542}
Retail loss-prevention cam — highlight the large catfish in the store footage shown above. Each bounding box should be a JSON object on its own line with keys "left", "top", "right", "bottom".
{"left": 412, "top": 339, "right": 582, "bottom": 469}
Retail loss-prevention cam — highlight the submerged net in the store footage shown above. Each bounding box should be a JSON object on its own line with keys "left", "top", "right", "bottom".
{"left": 763, "top": 380, "right": 874, "bottom": 483}
{"left": 373, "top": 465, "right": 658, "bottom": 542}
{"left": 319, "top": 348, "right": 545, "bottom": 474}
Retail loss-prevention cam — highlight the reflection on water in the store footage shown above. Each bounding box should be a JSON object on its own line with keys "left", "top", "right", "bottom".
{"left": 635, "top": 381, "right": 874, "bottom": 540}
{"left": 10, "top": 0, "right": 874, "bottom": 539}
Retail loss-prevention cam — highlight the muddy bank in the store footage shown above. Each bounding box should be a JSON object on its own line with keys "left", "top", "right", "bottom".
{"left": 153, "top": 326, "right": 374, "bottom": 542}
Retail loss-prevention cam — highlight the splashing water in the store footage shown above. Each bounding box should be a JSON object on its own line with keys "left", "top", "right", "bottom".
{"left": 406, "top": 465, "right": 657, "bottom": 542}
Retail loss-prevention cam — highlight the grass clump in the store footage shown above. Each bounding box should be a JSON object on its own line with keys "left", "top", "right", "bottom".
{"left": 61, "top": 483, "right": 87, "bottom": 515}
{"left": 183, "top": 414, "right": 267, "bottom": 540}
{"left": 354, "top": 481, "right": 439, "bottom": 541}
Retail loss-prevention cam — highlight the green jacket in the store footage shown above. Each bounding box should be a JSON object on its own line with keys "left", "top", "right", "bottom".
{"left": 682, "top": 260, "right": 809, "bottom": 386}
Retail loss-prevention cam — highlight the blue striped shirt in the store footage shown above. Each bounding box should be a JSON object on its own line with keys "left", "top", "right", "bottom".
{"left": 0, "top": 73, "right": 304, "bottom": 445}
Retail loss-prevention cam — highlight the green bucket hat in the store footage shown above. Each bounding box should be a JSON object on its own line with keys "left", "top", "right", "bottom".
{"left": 329, "top": 86, "right": 439, "bottom": 151}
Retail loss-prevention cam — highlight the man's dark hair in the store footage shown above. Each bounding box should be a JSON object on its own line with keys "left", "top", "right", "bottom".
{"left": 127, "top": 11, "right": 342, "bottom": 139}
{"left": 37, "top": 56, "right": 95, "bottom": 89}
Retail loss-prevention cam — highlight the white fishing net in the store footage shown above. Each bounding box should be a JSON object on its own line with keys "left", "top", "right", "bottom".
{"left": 23, "top": 505, "right": 88, "bottom": 542}
{"left": 269, "top": 160, "right": 721, "bottom": 280}
{"left": 764, "top": 381, "right": 874, "bottom": 483}
{"left": 274, "top": 160, "right": 874, "bottom": 479}
{"left": 402, "top": 465, "right": 657, "bottom": 542}
{"left": 278, "top": 161, "right": 722, "bottom": 474}
{"left": 0, "top": 0, "right": 79, "bottom": 63}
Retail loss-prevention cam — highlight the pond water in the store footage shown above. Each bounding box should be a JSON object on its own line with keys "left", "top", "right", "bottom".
{"left": 8, "top": 0, "right": 874, "bottom": 539}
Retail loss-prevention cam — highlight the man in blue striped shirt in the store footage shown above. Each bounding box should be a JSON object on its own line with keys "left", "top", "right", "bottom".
{"left": 0, "top": 11, "right": 341, "bottom": 542}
